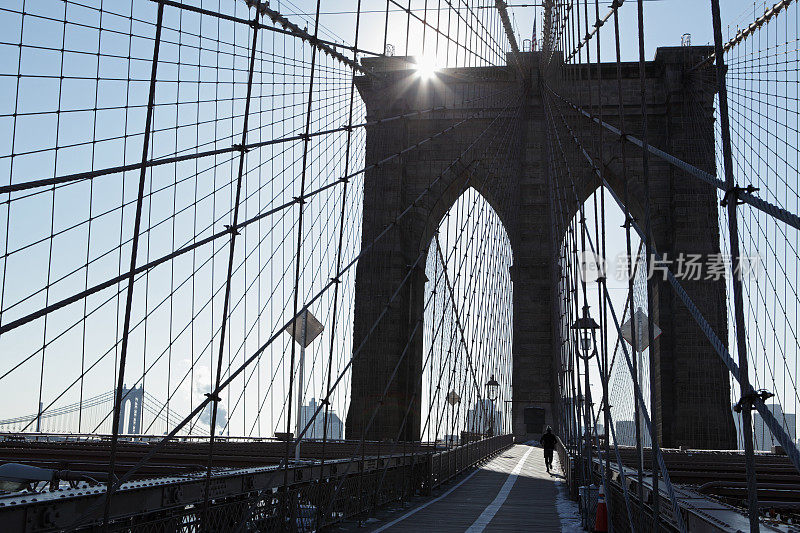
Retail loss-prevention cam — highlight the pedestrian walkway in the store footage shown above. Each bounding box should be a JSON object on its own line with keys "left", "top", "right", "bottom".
{"left": 370, "top": 444, "right": 562, "bottom": 532}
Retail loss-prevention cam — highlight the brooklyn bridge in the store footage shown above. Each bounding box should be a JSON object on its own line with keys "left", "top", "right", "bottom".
{"left": 0, "top": 0, "right": 798, "bottom": 531}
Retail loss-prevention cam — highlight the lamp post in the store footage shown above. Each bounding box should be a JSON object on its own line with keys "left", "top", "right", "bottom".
{"left": 284, "top": 309, "right": 324, "bottom": 461}
{"left": 620, "top": 306, "right": 661, "bottom": 485}
{"left": 572, "top": 304, "right": 599, "bottom": 484}
{"left": 485, "top": 375, "right": 500, "bottom": 438}
{"left": 445, "top": 390, "right": 460, "bottom": 448}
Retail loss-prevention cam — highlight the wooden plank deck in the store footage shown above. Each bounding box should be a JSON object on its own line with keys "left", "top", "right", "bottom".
{"left": 369, "top": 444, "right": 562, "bottom": 532}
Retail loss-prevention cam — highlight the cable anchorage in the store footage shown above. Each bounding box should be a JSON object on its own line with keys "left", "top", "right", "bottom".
{"left": 204, "top": 392, "right": 222, "bottom": 403}
{"left": 733, "top": 389, "right": 774, "bottom": 413}
{"left": 720, "top": 185, "right": 759, "bottom": 207}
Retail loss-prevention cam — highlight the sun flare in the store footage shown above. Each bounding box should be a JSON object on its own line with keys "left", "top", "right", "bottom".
{"left": 415, "top": 55, "right": 438, "bottom": 80}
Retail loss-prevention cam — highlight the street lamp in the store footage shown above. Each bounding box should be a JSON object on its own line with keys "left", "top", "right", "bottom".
{"left": 571, "top": 304, "right": 599, "bottom": 483}
{"left": 485, "top": 375, "right": 500, "bottom": 437}
{"left": 572, "top": 305, "right": 599, "bottom": 350}
{"left": 579, "top": 331, "right": 593, "bottom": 356}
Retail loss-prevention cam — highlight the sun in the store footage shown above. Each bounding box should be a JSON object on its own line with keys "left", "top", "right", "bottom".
{"left": 415, "top": 55, "right": 438, "bottom": 80}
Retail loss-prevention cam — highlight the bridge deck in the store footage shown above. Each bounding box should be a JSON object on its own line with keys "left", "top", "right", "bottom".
{"left": 370, "top": 444, "right": 562, "bottom": 532}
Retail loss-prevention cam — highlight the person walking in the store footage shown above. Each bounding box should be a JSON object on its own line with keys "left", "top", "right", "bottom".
{"left": 540, "top": 426, "right": 557, "bottom": 472}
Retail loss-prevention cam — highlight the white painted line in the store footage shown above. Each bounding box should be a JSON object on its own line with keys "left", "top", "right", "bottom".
{"left": 370, "top": 461, "right": 485, "bottom": 533}
{"left": 464, "top": 446, "right": 534, "bottom": 532}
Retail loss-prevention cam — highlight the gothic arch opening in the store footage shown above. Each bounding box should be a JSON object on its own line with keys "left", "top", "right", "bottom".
{"left": 418, "top": 187, "right": 513, "bottom": 443}
{"left": 553, "top": 173, "right": 736, "bottom": 449}
{"left": 553, "top": 185, "right": 650, "bottom": 448}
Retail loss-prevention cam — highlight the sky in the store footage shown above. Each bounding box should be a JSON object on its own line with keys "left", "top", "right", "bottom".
{"left": 0, "top": 0, "right": 796, "bottom": 448}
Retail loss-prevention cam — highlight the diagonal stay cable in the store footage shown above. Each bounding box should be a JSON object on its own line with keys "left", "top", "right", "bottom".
{"left": 61, "top": 90, "right": 521, "bottom": 530}
{"left": 290, "top": 95, "right": 521, "bottom": 461}
{"left": 548, "top": 88, "right": 800, "bottom": 231}
{"left": 0, "top": 89, "right": 504, "bottom": 197}
{"left": 0, "top": 88, "right": 514, "bottom": 338}
{"left": 549, "top": 88, "right": 800, "bottom": 478}
{"left": 433, "top": 232, "right": 494, "bottom": 425}
{"left": 545, "top": 91, "right": 688, "bottom": 533}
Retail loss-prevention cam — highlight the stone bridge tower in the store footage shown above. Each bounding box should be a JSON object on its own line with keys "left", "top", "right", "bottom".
{"left": 346, "top": 48, "right": 736, "bottom": 450}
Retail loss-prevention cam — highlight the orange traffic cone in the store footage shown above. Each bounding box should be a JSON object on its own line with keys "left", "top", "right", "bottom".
{"left": 594, "top": 485, "right": 608, "bottom": 532}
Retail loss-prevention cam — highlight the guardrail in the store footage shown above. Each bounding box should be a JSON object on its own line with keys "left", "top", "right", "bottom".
{"left": 0, "top": 436, "right": 439, "bottom": 480}
{"left": 0, "top": 432, "right": 434, "bottom": 446}
{"left": 430, "top": 434, "right": 514, "bottom": 488}
{"left": 590, "top": 454, "right": 786, "bottom": 532}
{"left": 555, "top": 436, "right": 579, "bottom": 500}
{"left": 0, "top": 435, "right": 512, "bottom": 532}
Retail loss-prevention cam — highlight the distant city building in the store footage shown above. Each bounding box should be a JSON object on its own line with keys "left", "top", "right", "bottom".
{"left": 298, "top": 398, "right": 343, "bottom": 440}
{"left": 615, "top": 420, "right": 636, "bottom": 446}
{"left": 732, "top": 403, "right": 796, "bottom": 451}
{"left": 442, "top": 434, "right": 458, "bottom": 446}
{"left": 465, "top": 399, "right": 502, "bottom": 435}
{"left": 754, "top": 404, "right": 795, "bottom": 451}
{"left": 614, "top": 419, "right": 650, "bottom": 447}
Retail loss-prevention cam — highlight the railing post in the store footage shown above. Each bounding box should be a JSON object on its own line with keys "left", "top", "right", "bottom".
{"left": 426, "top": 452, "right": 433, "bottom": 495}
{"left": 710, "top": 1, "right": 760, "bottom": 531}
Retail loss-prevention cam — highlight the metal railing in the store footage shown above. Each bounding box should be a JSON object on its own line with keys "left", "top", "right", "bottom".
{"left": 430, "top": 434, "right": 514, "bottom": 488}
{"left": 0, "top": 435, "right": 512, "bottom": 532}
{"left": 589, "top": 452, "right": 789, "bottom": 533}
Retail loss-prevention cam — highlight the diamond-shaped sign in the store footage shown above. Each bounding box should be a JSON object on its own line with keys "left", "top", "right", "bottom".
{"left": 285, "top": 309, "right": 324, "bottom": 347}
{"left": 620, "top": 307, "right": 661, "bottom": 352}
{"left": 446, "top": 391, "right": 461, "bottom": 406}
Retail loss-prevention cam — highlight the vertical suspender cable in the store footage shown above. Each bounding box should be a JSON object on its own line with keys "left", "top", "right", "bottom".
{"left": 591, "top": 0, "right": 613, "bottom": 525}
{"left": 611, "top": 0, "right": 645, "bottom": 507}
{"left": 283, "top": 0, "right": 323, "bottom": 521}
{"left": 634, "top": 0, "right": 662, "bottom": 527}
{"left": 317, "top": 3, "right": 363, "bottom": 525}
{"left": 102, "top": 3, "right": 164, "bottom": 529}
{"left": 201, "top": 7, "right": 261, "bottom": 526}
{"left": 710, "top": 0, "right": 761, "bottom": 530}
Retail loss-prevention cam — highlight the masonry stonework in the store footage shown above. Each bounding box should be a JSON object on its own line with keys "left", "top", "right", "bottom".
{"left": 346, "top": 48, "right": 736, "bottom": 450}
